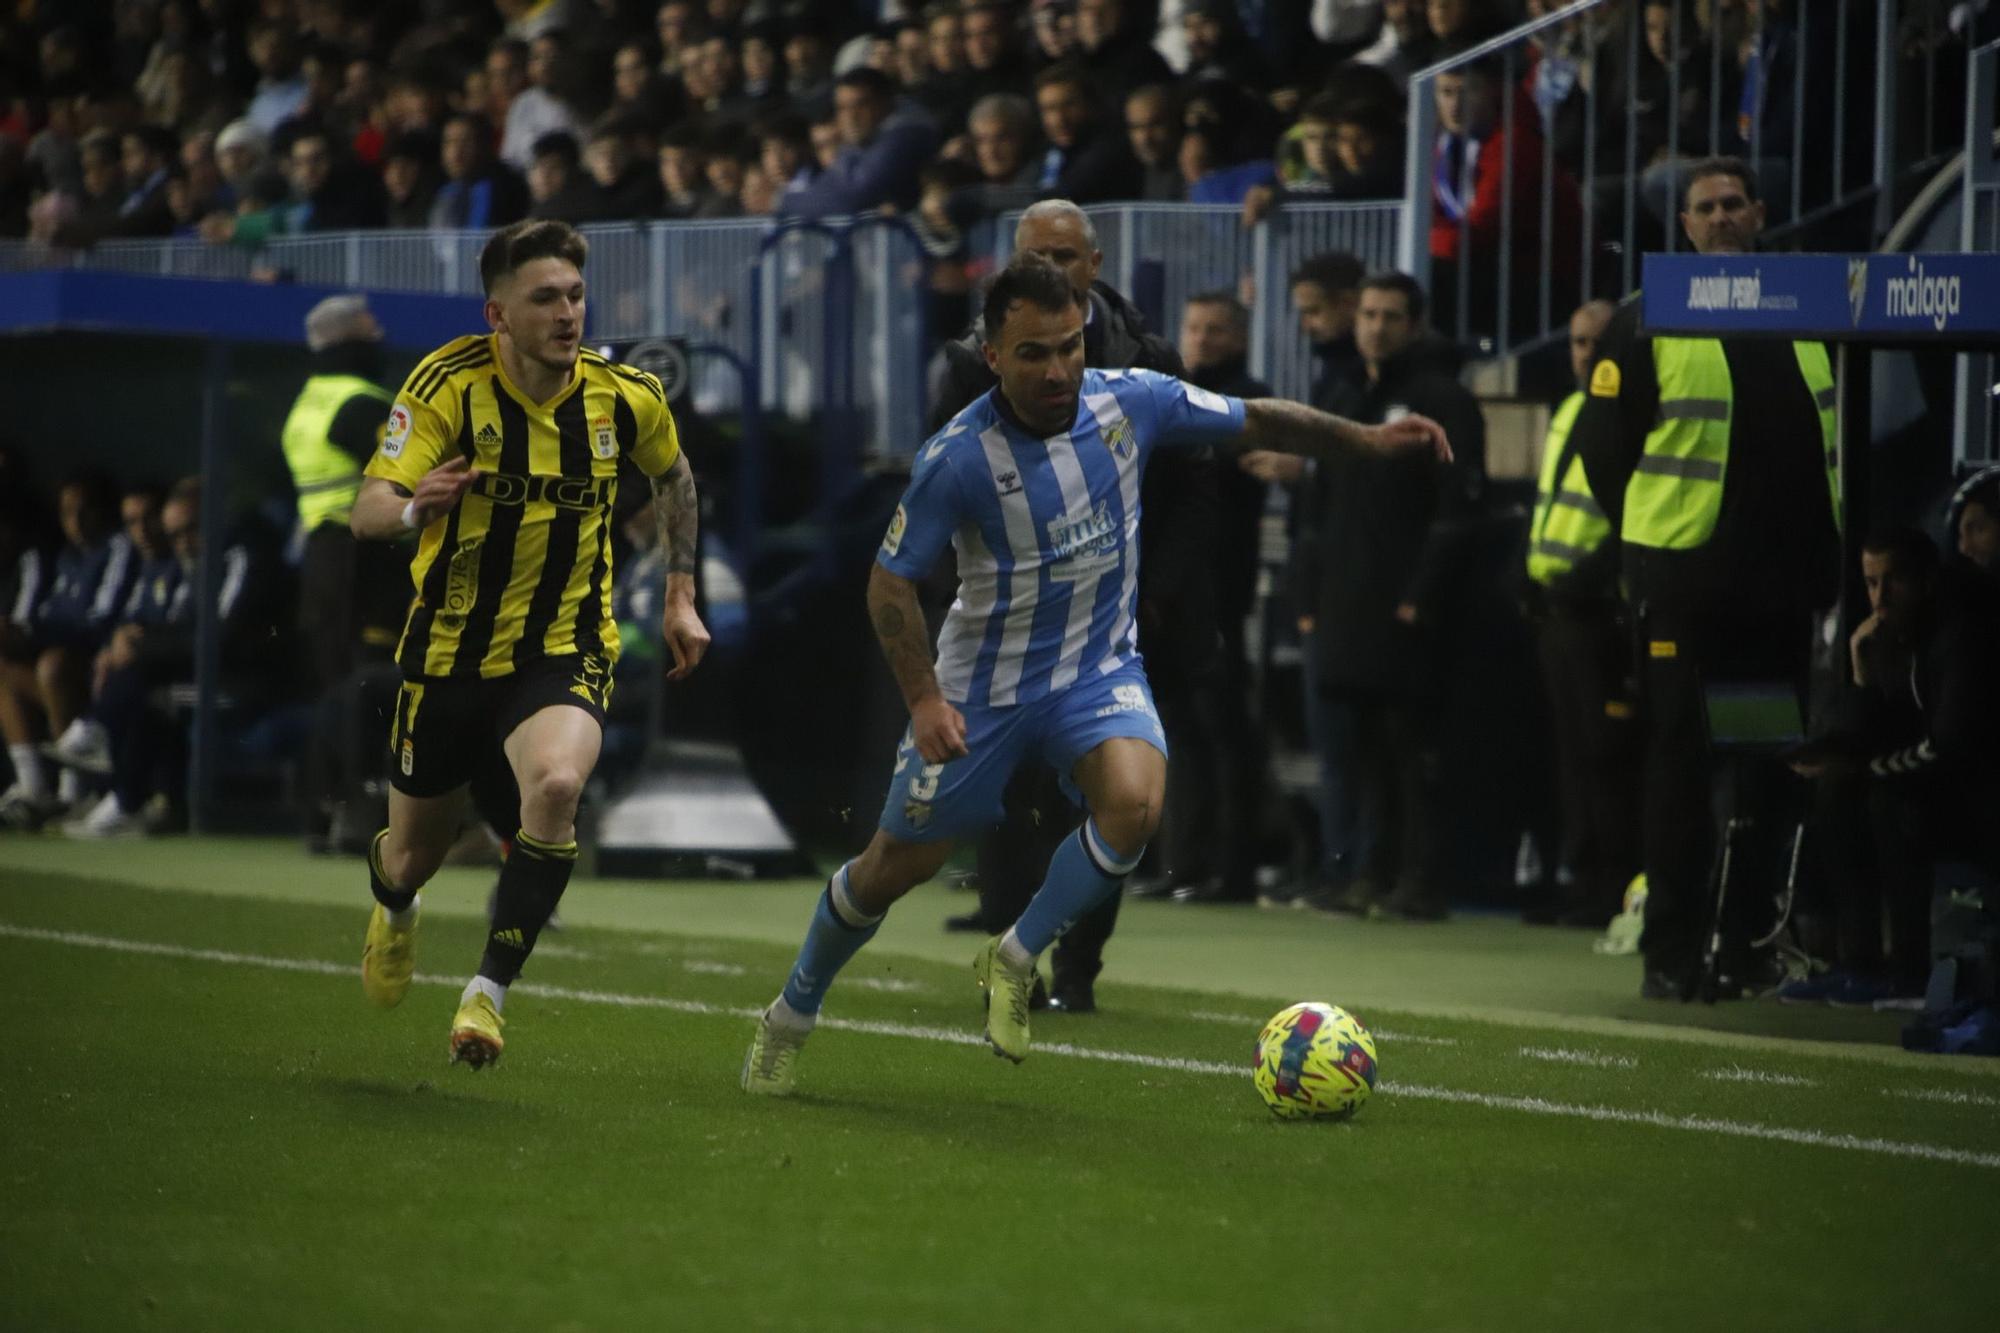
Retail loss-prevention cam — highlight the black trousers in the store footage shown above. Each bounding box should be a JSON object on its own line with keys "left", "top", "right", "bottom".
{"left": 1157, "top": 627, "right": 1262, "bottom": 895}
{"left": 1335, "top": 690, "right": 1439, "bottom": 896}
{"left": 973, "top": 763, "right": 1123, "bottom": 985}
{"left": 1534, "top": 606, "right": 1641, "bottom": 916}
{"left": 1636, "top": 606, "right": 1811, "bottom": 970}
{"left": 1806, "top": 768, "right": 1932, "bottom": 988}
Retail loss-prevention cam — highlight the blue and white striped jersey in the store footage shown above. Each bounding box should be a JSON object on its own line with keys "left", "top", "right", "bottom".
{"left": 878, "top": 368, "right": 1247, "bottom": 708}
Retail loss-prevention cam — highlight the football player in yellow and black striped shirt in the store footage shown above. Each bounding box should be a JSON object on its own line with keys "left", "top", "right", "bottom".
{"left": 348, "top": 219, "right": 709, "bottom": 1068}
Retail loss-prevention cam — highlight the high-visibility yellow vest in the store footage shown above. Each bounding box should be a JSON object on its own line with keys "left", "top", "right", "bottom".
{"left": 280, "top": 373, "right": 390, "bottom": 530}
{"left": 1527, "top": 391, "right": 1611, "bottom": 585}
{"left": 1621, "top": 337, "right": 1839, "bottom": 551}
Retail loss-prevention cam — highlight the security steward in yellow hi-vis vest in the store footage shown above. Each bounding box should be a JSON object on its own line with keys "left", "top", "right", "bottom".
{"left": 284, "top": 294, "right": 409, "bottom": 691}
{"left": 1571, "top": 159, "right": 1841, "bottom": 1001}
{"left": 1523, "top": 299, "right": 1639, "bottom": 930}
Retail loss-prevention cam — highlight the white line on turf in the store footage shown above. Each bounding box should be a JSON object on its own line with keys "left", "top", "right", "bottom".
{"left": 1884, "top": 1086, "right": 2000, "bottom": 1109}
{"left": 6, "top": 923, "right": 1997, "bottom": 1171}
{"left": 1519, "top": 1046, "right": 1638, "bottom": 1070}
{"left": 682, "top": 960, "right": 747, "bottom": 976}
{"left": 1703, "top": 1065, "right": 1818, "bottom": 1088}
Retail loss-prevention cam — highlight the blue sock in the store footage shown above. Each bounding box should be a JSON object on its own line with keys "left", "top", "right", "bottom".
{"left": 1011, "top": 818, "right": 1144, "bottom": 958}
{"left": 778, "top": 863, "right": 882, "bottom": 1016}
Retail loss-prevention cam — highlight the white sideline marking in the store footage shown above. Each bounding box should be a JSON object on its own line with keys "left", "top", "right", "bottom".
{"left": 6, "top": 922, "right": 1998, "bottom": 1171}
{"left": 1885, "top": 1086, "right": 2000, "bottom": 1110}
{"left": 1186, "top": 1010, "right": 1459, "bottom": 1046}
{"left": 530, "top": 943, "right": 593, "bottom": 961}
{"left": 848, "top": 977, "right": 924, "bottom": 993}
{"left": 682, "top": 960, "right": 747, "bottom": 976}
{"left": 1704, "top": 1065, "right": 1818, "bottom": 1088}
{"left": 1519, "top": 1045, "right": 1638, "bottom": 1070}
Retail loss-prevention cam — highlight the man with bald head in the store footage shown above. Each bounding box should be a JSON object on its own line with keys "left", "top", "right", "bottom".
{"left": 926, "top": 199, "right": 1213, "bottom": 1014}
{"left": 1522, "top": 298, "right": 1637, "bottom": 928}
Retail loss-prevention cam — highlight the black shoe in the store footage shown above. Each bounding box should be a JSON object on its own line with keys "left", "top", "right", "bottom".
{"left": 1048, "top": 976, "right": 1095, "bottom": 1013}
{"left": 1171, "top": 877, "right": 1251, "bottom": 905}
{"left": 1640, "top": 966, "right": 1689, "bottom": 1001}
{"left": 943, "top": 910, "right": 986, "bottom": 934}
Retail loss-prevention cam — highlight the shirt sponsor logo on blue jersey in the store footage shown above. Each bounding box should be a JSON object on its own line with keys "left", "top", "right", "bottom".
{"left": 1045, "top": 501, "right": 1120, "bottom": 579}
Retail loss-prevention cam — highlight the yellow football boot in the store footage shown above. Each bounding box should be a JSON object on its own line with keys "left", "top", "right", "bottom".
{"left": 974, "top": 936, "right": 1033, "bottom": 1063}
{"left": 448, "top": 991, "right": 505, "bottom": 1069}
{"left": 360, "top": 902, "right": 419, "bottom": 1009}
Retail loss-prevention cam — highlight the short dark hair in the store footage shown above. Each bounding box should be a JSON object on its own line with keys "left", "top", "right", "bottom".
{"left": 532, "top": 131, "right": 580, "bottom": 168}
{"left": 1682, "top": 156, "right": 1759, "bottom": 208}
{"left": 1186, "top": 288, "right": 1249, "bottom": 334}
{"left": 983, "top": 252, "right": 1082, "bottom": 342}
{"left": 478, "top": 219, "right": 588, "bottom": 295}
{"left": 834, "top": 66, "right": 896, "bottom": 101}
{"left": 1359, "top": 270, "right": 1427, "bottom": 324}
{"left": 1298, "top": 91, "right": 1343, "bottom": 125}
{"left": 1034, "top": 61, "right": 1090, "bottom": 97}
{"left": 1290, "top": 250, "right": 1366, "bottom": 296}
{"left": 1862, "top": 526, "right": 1940, "bottom": 580}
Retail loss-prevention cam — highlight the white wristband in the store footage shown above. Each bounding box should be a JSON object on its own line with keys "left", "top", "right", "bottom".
{"left": 399, "top": 500, "right": 421, "bottom": 530}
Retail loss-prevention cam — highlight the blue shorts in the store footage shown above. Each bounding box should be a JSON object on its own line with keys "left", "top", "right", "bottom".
{"left": 877, "top": 660, "right": 1167, "bottom": 844}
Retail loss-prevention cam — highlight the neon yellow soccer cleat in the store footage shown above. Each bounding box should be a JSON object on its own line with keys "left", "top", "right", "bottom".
{"left": 360, "top": 903, "right": 419, "bottom": 1009}
{"left": 974, "top": 937, "right": 1032, "bottom": 1063}
{"left": 448, "top": 992, "right": 505, "bottom": 1069}
{"left": 741, "top": 1005, "right": 812, "bottom": 1096}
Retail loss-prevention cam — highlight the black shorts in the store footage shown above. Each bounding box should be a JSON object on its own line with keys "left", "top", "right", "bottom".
{"left": 387, "top": 653, "right": 613, "bottom": 799}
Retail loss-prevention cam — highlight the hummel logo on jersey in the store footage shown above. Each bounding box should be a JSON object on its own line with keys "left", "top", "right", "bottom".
{"left": 475, "top": 423, "right": 502, "bottom": 447}
{"left": 995, "top": 469, "right": 1022, "bottom": 496}
{"left": 491, "top": 927, "right": 525, "bottom": 949}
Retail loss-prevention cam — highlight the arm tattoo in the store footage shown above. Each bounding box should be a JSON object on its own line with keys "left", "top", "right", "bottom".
{"left": 1240, "top": 398, "right": 1362, "bottom": 459}
{"left": 652, "top": 456, "right": 699, "bottom": 577}
{"left": 868, "top": 568, "right": 942, "bottom": 712}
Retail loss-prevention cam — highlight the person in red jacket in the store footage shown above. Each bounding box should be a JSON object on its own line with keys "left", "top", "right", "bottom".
{"left": 1429, "top": 48, "right": 1584, "bottom": 345}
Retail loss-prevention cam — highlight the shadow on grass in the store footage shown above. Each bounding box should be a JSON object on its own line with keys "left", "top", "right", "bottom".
{"left": 309, "top": 1075, "right": 543, "bottom": 1122}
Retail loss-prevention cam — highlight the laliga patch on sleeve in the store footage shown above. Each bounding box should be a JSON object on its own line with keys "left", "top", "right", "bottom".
{"left": 1589, "top": 359, "right": 1622, "bottom": 398}
{"left": 380, "top": 402, "right": 413, "bottom": 458}
{"left": 1184, "top": 384, "right": 1232, "bottom": 414}
{"left": 881, "top": 504, "right": 907, "bottom": 556}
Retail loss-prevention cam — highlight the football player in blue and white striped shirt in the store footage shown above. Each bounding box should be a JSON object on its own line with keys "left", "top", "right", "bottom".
{"left": 742, "top": 253, "right": 1452, "bottom": 1095}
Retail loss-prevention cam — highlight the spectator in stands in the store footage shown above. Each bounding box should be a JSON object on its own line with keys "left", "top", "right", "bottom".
{"left": 1244, "top": 89, "right": 1405, "bottom": 224}
{"left": 755, "top": 111, "right": 817, "bottom": 206}
{"left": 1429, "top": 49, "right": 1583, "bottom": 343}
{"left": 942, "top": 92, "right": 1042, "bottom": 222}
{"left": 1428, "top": 0, "right": 1512, "bottom": 47}
{"left": 585, "top": 120, "right": 664, "bottom": 220}
{"left": 1953, "top": 470, "right": 2000, "bottom": 579}
{"left": 244, "top": 21, "right": 310, "bottom": 135}
{"left": 698, "top": 127, "right": 754, "bottom": 217}
{"left": 382, "top": 132, "right": 441, "bottom": 228}
{"left": 214, "top": 120, "right": 270, "bottom": 203}
{"left": 780, "top": 67, "right": 940, "bottom": 217}
{"left": 963, "top": 1, "right": 1032, "bottom": 102}
{"left": 71, "top": 131, "right": 127, "bottom": 246}
{"left": 685, "top": 32, "right": 760, "bottom": 126}
{"left": 784, "top": 21, "right": 838, "bottom": 120}
{"left": 502, "top": 32, "right": 583, "bottom": 171}
{"left": 430, "top": 112, "right": 529, "bottom": 230}
{"left": 485, "top": 39, "right": 532, "bottom": 135}
{"left": 1155, "top": 290, "right": 1273, "bottom": 906}
{"left": 1285, "top": 270, "right": 1487, "bottom": 920}
{"left": 1180, "top": 1, "right": 1269, "bottom": 88}
{"left": 1125, "top": 85, "right": 1184, "bottom": 201}
{"left": 656, "top": 0, "right": 709, "bottom": 81}
{"left": 809, "top": 113, "right": 843, "bottom": 170}
{"left": 656, "top": 121, "right": 718, "bottom": 216}
{"left": 1076, "top": 0, "right": 1175, "bottom": 102}
{"left": 527, "top": 131, "right": 599, "bottom": 221}
{"left": 0, "top": 472, "right": 135, "bottom": 828}
{"left": 610, "top": 38, "right": 679, "bottom": 129}
{"left": 742, "top": 23, "right": 788, "bottom": 107}
{"left": 281, "top": 126, "right": 387, "bottom": 232}
{"left": 1354, "top": 0, "right": 1435, "bottom": 88}
{"left": 1032, "top": 62, "right": 1142, "bottom": 202}
{"left": 1029, "top": 0, "right": 1081, "bottom": 69}
{"left": 0, "top": 139, "right": 34, "bottom": 239}
{"left": 114, "top": 126, "right": 178, "bottom": 238}
{"left": 178, "top": 132, "right": 232, "bottom": 219}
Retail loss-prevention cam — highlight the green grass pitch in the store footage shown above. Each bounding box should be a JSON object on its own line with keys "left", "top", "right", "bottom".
{"left": 4, "top": 838, "right": 1997, "bottom": 1331}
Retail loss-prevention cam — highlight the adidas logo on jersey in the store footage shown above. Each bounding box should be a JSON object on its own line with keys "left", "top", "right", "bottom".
{"left": 475, "top": 423, "right": 502, "bottom": 447}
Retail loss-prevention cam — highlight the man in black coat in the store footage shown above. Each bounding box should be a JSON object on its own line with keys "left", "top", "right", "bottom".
{"left": 927, "top": 198, "right": 1214, "bottom": 1012}
{"left": 1251, "top": 271, "right": 1486, "bottom": 920}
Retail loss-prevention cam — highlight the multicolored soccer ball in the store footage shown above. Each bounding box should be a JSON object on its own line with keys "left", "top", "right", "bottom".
{"left": 1251, "top": 1002, "right": 1378, "bottom": 1120}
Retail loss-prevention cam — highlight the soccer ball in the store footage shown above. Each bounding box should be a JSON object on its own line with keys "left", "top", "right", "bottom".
{"left": 1251, "top": 1002, "right": 1378, "bottom": 1121}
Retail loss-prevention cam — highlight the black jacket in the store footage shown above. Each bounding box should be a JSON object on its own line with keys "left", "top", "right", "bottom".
{"left": 926, "top": 281, "right": 1220, "bottom": 686}
{"left": 1298, "top": 339, "right": 1487, "bottom": 697}
{"left": 1188, "top": 356, "right": 1272, "bottom": 631}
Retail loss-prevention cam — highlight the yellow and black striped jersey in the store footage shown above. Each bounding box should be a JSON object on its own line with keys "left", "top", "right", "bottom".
{"left": 363, "top": 334, "right": 681, "bottom": 680}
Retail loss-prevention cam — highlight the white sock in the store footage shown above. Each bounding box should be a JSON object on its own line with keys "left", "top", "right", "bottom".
{"left": 768, "top": 994, "right": 815, "bottom": 1031}
{"left": 462, "top": 975, "right": 506, "bottom": 1012}
{"left": 997, "top": 927, "right": 1035, "bottom": 975}
{"left": 385, "top": 892, "right": 420, "bottom": 930}
{"left": 56, "top": 767, "right": 83, "bottom": 804}
{"left": 8, "top": 744, "right": 46, "bottom": 798}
